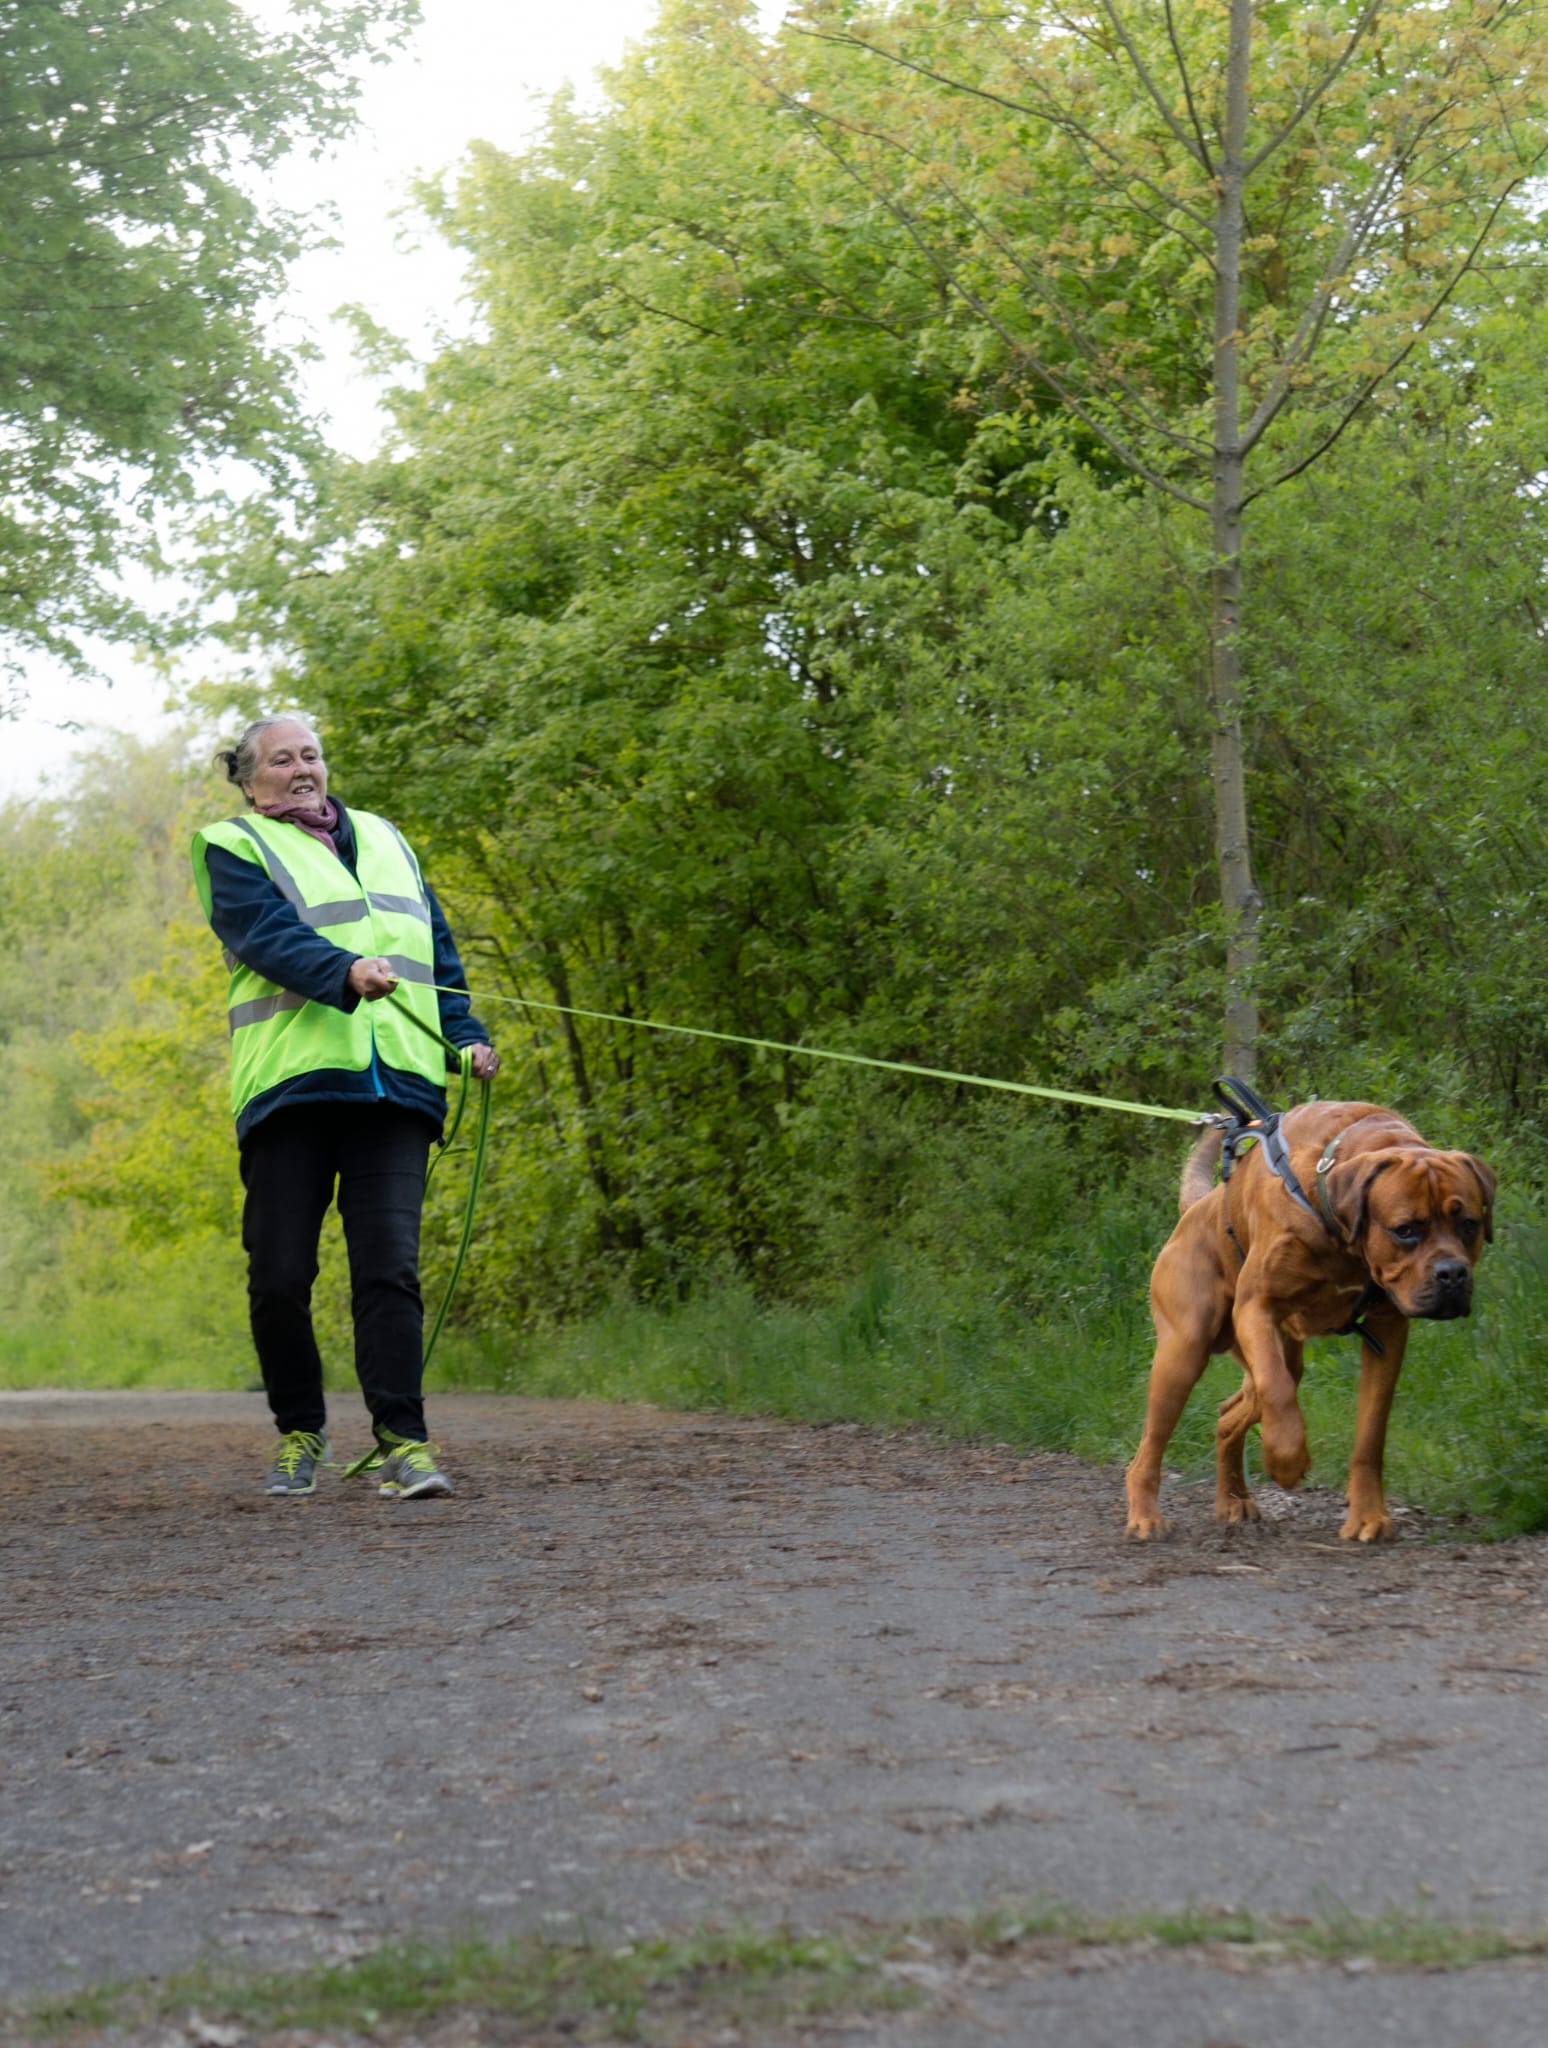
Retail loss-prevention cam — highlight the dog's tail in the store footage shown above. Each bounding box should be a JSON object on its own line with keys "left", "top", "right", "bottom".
{"left": 1179, "top": 1124, "right": 1223, "bottom": 1214}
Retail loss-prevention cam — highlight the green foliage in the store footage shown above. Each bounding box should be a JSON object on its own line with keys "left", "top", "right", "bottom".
{"left": 0, "top": 0, "right": 416, "bottom": 672}
{"left": 789, "top": 0, "right": 1548, "bottom": 502}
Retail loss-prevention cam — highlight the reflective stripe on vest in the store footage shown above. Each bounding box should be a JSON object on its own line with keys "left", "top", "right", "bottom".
{"left": 228, "top": 955, "right": 435, "bottom": 1030}
{"left": 223, "top": 818, "right": 433, "bottom": 931}
{"left": 190, "top": 809, "right": 447, "bottom": 1122}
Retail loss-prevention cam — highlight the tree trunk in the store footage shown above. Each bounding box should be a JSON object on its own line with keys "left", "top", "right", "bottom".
{"left": 1209, "top": 0, "right": 1264, "bottom": 1081}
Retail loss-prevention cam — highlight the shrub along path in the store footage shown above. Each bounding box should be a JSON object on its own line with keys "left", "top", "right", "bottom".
{"left": 4, "top": 1390, "right": 1548, "bottom": 2044}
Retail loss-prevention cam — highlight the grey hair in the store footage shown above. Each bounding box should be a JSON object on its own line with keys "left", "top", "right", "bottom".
{"left": 215, "top": 716, "right": 322, "bottom": 796}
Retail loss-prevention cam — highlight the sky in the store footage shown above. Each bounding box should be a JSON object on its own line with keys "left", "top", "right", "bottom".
{"left": 0, "top": 0, "right": 669, "bottom": 798}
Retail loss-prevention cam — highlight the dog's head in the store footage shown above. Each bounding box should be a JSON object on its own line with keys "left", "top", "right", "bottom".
{"left": 1322, "top": 1147, "right": 1495, "bottom": 1318}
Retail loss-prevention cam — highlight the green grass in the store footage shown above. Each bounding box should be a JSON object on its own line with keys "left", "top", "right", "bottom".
{"left": 440, "top": 1258, "right": 1155, "bottom": 1460}
{"left": 28, "top": 1925, "right": 911, "bottom": 2043}
{"left": 23, "top": 1900, "right": 1548, "bottom": 2044}
{"left": 957, "top": 1897, "right": 1548, "bottom": 1970}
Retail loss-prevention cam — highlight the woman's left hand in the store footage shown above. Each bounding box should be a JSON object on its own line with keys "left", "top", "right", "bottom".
{"left": 468, "top": 1043, "right": 500, "bottom": 1081}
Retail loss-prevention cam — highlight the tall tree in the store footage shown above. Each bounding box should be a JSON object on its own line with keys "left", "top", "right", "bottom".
{"left": 0, "top": 0, "right": 415, "bottom": 683}
{"left": 789, "top": 0, "right": 1548, "bottom": 1073}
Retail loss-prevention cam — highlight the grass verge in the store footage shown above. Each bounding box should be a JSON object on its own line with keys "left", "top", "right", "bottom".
{"left": 27, "top": 1925, "right": 908, "bottom": 2044}
{"left": 22, "top": 1900, "right": 1548, "bottom": 2044}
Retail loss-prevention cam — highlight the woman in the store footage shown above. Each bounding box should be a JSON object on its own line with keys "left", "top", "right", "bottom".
{"left": 192, "top": 715, "right": 498, "bottom": 1499}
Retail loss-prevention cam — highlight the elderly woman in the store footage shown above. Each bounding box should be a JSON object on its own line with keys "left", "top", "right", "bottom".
{"left": 192, "top": 715, "right": 498, "bottom": 1500}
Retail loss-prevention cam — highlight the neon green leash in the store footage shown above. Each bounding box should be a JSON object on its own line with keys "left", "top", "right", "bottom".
{"left": 338, "top": 1013, "right": 489, "bottom": 1484}
{"left": 423, "top": 984, "right": 1204, "bottom": 1125}
{"left": 377, "top": 977, "right": 1203, "bottom": 1385}
{"left": 383, "top": 991, "right": 493, "bottom": 1369}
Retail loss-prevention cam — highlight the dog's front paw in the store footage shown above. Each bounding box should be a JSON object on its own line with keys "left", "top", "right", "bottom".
{"left": 1125, "top": 1493, "right": 1168, "bottom": 1540}
{"left": 1260, "top": 1414, "right": 1310, "bottom": 1491}
{"left": 1216, "top": 1489, "right": 1261, "bottom": 1527}
{"left": 1340, "top": 1504, "right": 1396, "bottom": 1543}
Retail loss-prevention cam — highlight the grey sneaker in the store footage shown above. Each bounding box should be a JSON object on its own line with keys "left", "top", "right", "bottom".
{"left": 266, "top": 1429, "right": 330, "bottom": 1496}
{"left": 375, "top": 1437, "right": 452, "bottom": 1499}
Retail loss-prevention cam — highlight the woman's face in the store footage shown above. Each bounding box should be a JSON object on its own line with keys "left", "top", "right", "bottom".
{"left": 243, "top": 722, "right": 328, "bottom": 809}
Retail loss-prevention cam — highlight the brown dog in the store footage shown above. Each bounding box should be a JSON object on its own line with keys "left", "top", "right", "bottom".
{"left": 1125, "top": 1100, "right": 1495, "bottom": 1542}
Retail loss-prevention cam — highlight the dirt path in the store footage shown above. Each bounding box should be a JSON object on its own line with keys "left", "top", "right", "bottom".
{"left": 5, "top": 1391, "right": 1548, "bottom": 2044}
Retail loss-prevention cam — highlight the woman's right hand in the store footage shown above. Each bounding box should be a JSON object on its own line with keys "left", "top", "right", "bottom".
{"left": 348, "top": 956, "right": 399, "bottom": 1002}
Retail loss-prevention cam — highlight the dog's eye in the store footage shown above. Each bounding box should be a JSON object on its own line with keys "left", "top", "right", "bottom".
{"left": 1389, "top": 1221, "right": 1424, "bottom": 1245}
{"left": 1458, "top": 1217, "right": 1480, "bottom": 1244}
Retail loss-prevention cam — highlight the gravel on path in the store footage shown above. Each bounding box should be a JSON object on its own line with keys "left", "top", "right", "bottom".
{"left": 4, "top": 1390, "right": 1548, "bottom": 2044}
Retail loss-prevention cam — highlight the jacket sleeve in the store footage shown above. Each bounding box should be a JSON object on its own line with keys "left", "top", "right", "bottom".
{"left": 204, "top": 843, "right": 360, "bottom": 1012}
{"left": 427, "top": 883, "right": 491, "bottom": 1049}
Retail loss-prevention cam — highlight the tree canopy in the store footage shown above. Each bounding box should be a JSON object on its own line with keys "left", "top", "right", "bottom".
{"left": 785, "top": 0, "right": 1548, "bottom": 1069}
{"left": 0, "top": 0, "right": 415, "bottom": 680}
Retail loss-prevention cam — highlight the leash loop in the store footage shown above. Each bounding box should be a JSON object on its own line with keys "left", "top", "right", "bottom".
{"left": 383, "top": 990, "right": 492, "bottom": 1369}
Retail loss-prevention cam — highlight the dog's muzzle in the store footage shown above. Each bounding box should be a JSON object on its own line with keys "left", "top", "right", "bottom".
{"left": 1416, "top": 1259, "right": 1473, "bottom": 1320}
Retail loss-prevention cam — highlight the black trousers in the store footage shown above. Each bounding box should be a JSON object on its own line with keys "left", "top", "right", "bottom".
{"left": 240, "top": 1103, "right": 434, "bottom": 1442}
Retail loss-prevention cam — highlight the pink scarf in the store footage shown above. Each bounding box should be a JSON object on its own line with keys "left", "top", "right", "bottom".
{"left": 256, "top": 797, "right": 341, "bottom": 850}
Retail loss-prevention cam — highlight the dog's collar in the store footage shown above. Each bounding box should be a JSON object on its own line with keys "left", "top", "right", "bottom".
{"left": 1314, "top": 1131, "right": 1344, "bottom": 1235}
{"left": 1314, "top": 1129, "right": 1390, "bottom": 1352}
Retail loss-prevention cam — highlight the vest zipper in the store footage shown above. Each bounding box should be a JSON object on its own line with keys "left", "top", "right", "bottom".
{"left": 350, "top": 833, "right": 388, "bottom": 1100}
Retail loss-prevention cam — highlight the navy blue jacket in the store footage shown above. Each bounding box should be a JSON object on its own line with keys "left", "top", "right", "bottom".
{"left": 203, "top": 800, "right": 491, "bottom": 1144}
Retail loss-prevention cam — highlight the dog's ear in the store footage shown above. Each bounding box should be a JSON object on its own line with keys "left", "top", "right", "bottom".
{"left": 1323, "top": 1156, "right": 1394, "bottom": 1247}
{"left": 1452, "top": 1153, "right": 1497, "bottom": 1244}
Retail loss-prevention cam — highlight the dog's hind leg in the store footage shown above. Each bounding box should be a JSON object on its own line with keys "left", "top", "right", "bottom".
{"left": 1126, "top": 1334, "right": 1212, "bottom": 1538}
{"left": 1215, "top": 1359, "right": 1261, "bottom": 1524}
{"left": 1127, "top": 1254, "right": 1224, "bottom": 1539}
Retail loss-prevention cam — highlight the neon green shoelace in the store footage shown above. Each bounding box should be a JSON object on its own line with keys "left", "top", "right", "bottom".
{"left": 341, "top": 1435, "right": 440, "bottom": 1480}
{"left": 388, "top": 1440, "right": 442, "bottom": 1474}
{"left": 273, "top": 1431, "right": 326, "bottom": 1474}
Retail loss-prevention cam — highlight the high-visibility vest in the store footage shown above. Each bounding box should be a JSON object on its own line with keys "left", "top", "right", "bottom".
{"left": 191, "top": 809, "right": 447, "bottom": 1122}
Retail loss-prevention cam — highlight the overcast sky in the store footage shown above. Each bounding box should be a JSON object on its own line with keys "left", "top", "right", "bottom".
{"left": 1, "top": 0, "right": 670, "bottom": 797}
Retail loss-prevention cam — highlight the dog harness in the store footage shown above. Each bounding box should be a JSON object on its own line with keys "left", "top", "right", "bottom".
{"left": 1212, "top": 1076, "right": 1389, "bottom": 1353}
